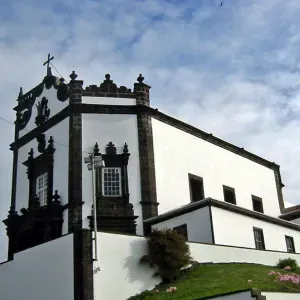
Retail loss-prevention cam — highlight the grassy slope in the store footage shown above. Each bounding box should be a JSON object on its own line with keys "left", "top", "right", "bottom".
{"left": 129, "top": 263, "right": 300, "bottom": 300}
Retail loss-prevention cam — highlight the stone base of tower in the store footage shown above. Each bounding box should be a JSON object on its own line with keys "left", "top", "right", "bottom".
{"left": 88, "top": 215, "right": 138, "bottom": 235}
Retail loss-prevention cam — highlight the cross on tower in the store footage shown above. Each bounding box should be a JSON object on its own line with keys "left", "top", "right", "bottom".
{"left": 43, "top": 53, "right": 54, "bottom": 76}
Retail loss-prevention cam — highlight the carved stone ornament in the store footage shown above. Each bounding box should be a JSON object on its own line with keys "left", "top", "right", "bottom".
{"left": 35, "top": 97, "right": 50, "bottom": 126}
{"left": 36, "top": 134, "right": 46, "bottom": 153}
{"left": 84, "top": 74, "right": 132, "bottom": 94}
{"left": 3, "top": 190, "right": 66, "bottom": 256}
{"left": 15, "top": 73, "right": 71, "bottom": 131}
{"left": 88, "top": 141, "right": 137, "bottom": 234}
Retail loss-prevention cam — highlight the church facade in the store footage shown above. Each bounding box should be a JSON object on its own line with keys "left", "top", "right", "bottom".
{"left": 1, "top": 59, "right": 300, "bottom": 299}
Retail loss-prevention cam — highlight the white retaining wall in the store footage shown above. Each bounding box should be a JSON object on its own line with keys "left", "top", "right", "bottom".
{"left": 261, "top": 292, "right": 300, "bottom": 299}
{"left": 94, "top": 232, "right": 161, "bottom": 300}
{"left": 95, "top": 232, "right": 300, "bottom": 300}
{"left": 0, "top": 234, "right": 74, "bottom": 300}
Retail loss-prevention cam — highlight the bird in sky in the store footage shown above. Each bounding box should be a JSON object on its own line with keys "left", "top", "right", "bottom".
{"left": 220, "top": 2, "right": 223, "bottom": 6}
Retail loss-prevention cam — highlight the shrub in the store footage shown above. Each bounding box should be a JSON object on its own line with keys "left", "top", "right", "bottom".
{"left": 140, "top": 228, "right": 192, "bottom": 282}
{"left": 276, "top": 258, "right": 298, "bottom": 271}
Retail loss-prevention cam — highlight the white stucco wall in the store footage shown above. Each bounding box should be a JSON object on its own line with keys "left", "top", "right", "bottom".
{"left": 81, "top": 114, "right": 143, "bottom": 234}
{"left": 0, "top": 233, "right": 74, "bottom": 300}
{"left": 211, "top": 206, "right": 300, "bottom": 252}
{"left": 93, "top": 232, "right": 300, "bottom": 299}
{"left": 15, "top": 118, "right": 69, "bottom": 234}
{"left": 82, "top": 96, "right": 136, "bottom": 105}
{"left": 151, "top": 118, "right": 281, "bottom": 217}
{"left": 261, "top": 292, "right": 300, "bottom": 299}
{"left": 151, "top": 206, "right": 213, "bottom": 243}
{"left": 19, "top": 83, "right": 69, "bottom": 138}
{"left": 94, "top": 232, "right": 160, "bottom": 300}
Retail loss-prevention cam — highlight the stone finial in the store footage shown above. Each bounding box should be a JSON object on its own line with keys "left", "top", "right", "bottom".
{"left": 106, "top": 142, "right": 117, "bottom": 155}
{"left": 52, "top": 190, "right": 61, "bottom": 203}
{"left": 94, "top": 142, "right": 100, "bottom": 155}
{"left": 69, "top": 71, "right": 78, "bottom": 80}
{"left": 105, "top": 74, "right": 112, "bottom": 82}
{"left": 18, "top": 87, "right": 23, "bottom": 99}
{"left": 137, "top": 74, "right": 144, "bottom": 83}
{"left": 28, "top": 148, "right": 34, "bottom": 160}
{"left": 47, "top": 136, "right": 55, "bottom": 153}
{"left": 123, "top": 142, "right": 129, "bottom": 154}
{"left": 8, "top": 206, "right": 17, "bottom": 217}
{"left": 99, "top": 74, "right": 118, "bottom": 93}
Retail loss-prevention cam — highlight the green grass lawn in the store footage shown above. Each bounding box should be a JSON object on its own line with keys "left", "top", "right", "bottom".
{"left": 128, "top": 263, "right": 300, "bottom": 300}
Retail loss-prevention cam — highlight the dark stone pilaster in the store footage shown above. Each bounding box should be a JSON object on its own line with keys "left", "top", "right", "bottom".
{"left": 8, "top": 111, "right": 20, "bottom": 261}
{"left": 68, "top": 72, "right": 84, "bottom": 233}
{"left": 73, "top": 229, "right": 94, "bottom": 300}
{"left": 134, "top": 76, "right": 159, "bottom": 228}
{"left": 273, "top": 165, "right": 285, "bottom": 212}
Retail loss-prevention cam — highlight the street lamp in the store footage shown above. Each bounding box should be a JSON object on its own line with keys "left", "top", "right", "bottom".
{"left": 84, "top": 153, "right": 105, "bottom": 262}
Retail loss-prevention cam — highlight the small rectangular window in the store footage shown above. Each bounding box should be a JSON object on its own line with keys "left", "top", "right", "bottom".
{"left": 285, "top": 236, "right": 295, "bottom": 253}
{"left": 223, "top": 185, "right": 236, "bottom": 205}
{"left": 252, "top": 195, "right": 264, "bottom": 213}
{"left": 173, "top": 224, "right": 188, "bottom": 240}
{"left": 189, "top": 174, "right": 204, "bottom": 202}
{"left": 253, "top": 227, "right": 265, "bottom": 250}
{"left": 102, "top": 167, "right": 122, "bottom": 196}
{"left": 36, "top": 172, "right": 48, "bottom": 206}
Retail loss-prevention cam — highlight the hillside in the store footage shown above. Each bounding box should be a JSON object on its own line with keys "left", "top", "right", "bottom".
{"left": 128, "top": 263, "right": 300, "bottom": 300}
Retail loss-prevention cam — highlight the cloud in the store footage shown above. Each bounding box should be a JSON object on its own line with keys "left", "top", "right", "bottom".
{"left": 1, "top": 0, "right": 300, "bottom": 261}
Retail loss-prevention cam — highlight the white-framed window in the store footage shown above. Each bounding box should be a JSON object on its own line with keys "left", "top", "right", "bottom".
{"left": 36, "top": 172, "right": 48, "bottom": 206}
{"left": 102, "top": 167, "right": 122, "bottom": 196}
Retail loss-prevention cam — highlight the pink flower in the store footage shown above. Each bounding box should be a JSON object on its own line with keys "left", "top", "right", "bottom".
{"left": 166, "top": 287, "right": 177, "bottom": 293}
{"left": 284, "top": 266, "right": 292, "bottom": 271}
{"left": 268, "top": 271, "right": 276, "bottom": 276}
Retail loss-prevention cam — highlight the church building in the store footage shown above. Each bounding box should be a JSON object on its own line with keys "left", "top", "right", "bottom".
{"left": 1, "top": 56, "right": 300, "bottom": 300}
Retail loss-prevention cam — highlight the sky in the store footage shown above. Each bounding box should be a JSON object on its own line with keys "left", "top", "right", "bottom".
{"left": 1, "top": 0, "right": 300, "bottom": 261}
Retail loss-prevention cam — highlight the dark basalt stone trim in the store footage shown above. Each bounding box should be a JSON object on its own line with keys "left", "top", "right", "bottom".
{"left": 12, "top": 103, "right": 280, "bottom": 172}
{"left": 144, "top": 197, "right": 300, "bottom": 232}
{"left": 68, "top": 79, "right": 83, "bottom": 233}
{"left": 208, "top": 206, "right": 215, "bottom": 244}
{"left": 10, "top": 106, "right": 70, "bottom": 150}
{"left": 137, "top": 113, "right": 159, "bottom": 223}
{"left": 71, "top": 103, "right": 140, "bottom": 114}
{"left": 14, "top": 75, "right": 70, "bottom": 111}
{"left": 273, "top": 166, "right": 285, "bottom": 212}
{"left": 251, "top": 289, "right": 267, "bottom": 300}
{"left": 82, "top": 91, "right": 136, "bottom": 98}
{"left": 282, "top": 205, "right": 300, "bottom": 214}
{"left": 8, "top": 123, "right": 19, "bottom": 260}
{"left": 194, "top": 288, "right": 266, "bottom": 300}
{"left": 280, "top": 210, "right": 300, "bottom": 221}
{"left": 76, "top": 103, "right": 279, "bottom": 170}
{"left": 23, "top": 139, "right": 55, "bottom": 208}
{"left": 73, "top": 229, "right": 94, "bottom": 300}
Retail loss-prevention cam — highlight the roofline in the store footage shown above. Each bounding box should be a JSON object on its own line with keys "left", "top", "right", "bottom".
{"left": 13, "top": 91, "right": 280, "bottom": 171}
{"left": 279, "top": 209, "right": 300, "bottom": 221}
{"left": 149, "top": 107, "right": 280, "bottom": 170}
{"left": 144, "top": 198, "right": 300, "bottom": 232}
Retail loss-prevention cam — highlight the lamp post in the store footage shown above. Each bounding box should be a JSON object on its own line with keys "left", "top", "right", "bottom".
{"left": 84, "top": 153, "right": 105, "bottom": 262}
